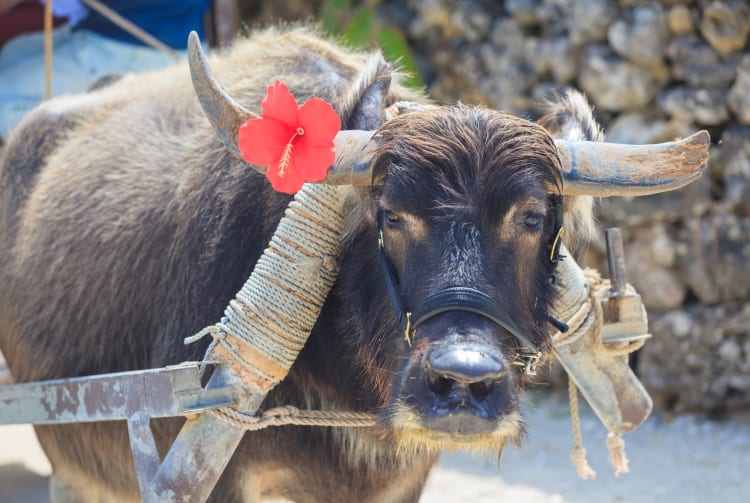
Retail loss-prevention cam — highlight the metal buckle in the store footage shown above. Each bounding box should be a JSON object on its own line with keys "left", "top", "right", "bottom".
{"left": 513, "top": 351, "right": 543, "bottom": 376}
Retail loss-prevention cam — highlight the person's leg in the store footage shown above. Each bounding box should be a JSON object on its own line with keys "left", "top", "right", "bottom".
{"left": 0, "top": 26, "right": 181, "bottom": 139}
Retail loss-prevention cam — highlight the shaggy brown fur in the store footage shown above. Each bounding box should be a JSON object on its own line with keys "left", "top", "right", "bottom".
{"left": 538, "top": 89, "right": 603, "bottom": 247}
{"left": 0, "top": 26, "right": 593, "bottom": 503}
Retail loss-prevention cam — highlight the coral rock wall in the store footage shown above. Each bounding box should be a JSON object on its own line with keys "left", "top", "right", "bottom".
{"left": 394, "top": 0, "right": 750, "bottom": 416}
{"left": 248, "top": 0, "right": 750, "bottom": 415}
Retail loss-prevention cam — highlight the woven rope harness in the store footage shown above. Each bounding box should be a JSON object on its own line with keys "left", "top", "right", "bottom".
{"left": 185, "top": 184, "right": 346, "bottom": 395}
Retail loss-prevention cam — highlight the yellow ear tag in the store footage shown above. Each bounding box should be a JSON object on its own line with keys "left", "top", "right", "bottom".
{"left": 550, "top": 227, "right": 565, "bottom": 262}
{"left": 404, "top": 312, "right": 413, "bottom": 347}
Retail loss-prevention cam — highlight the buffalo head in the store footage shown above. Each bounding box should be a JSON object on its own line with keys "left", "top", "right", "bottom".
{"left": 368, "top": 108, "right": 562, "bottom": 451}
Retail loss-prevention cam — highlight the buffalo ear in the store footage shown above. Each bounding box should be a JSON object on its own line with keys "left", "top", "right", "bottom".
{"left": 341, "top": 54, "right": 392, "bottom": 131}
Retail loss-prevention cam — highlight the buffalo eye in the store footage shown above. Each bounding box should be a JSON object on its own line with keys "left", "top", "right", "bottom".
{"left": 521, "top": 211, "right": 544, "bottom": 232}
{"left": 383, "top": 209, "right": 403, "bottom": 229}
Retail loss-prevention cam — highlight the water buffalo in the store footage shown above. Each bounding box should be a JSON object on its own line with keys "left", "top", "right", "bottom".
{"left": 0, "top": 26, "right": 704, "bottom": 502}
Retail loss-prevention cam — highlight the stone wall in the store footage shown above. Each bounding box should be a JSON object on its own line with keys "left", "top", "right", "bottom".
{"left": 246, "top": 0, "right": 750, "bottom": 415}
{"left": 385, "top": 0, "right": 750, "bottom": 416}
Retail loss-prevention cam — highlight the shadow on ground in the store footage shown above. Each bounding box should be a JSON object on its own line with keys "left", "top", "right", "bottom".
{"left": 0, "top": 463, "right": 48, "bottom": 503}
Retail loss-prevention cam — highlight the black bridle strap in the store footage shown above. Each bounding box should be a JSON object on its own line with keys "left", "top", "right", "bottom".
{"left": 377, "top": 213, "right": 541, "bottom": 356}
{"left": 377, "top": 229, "right": 410, "bottom": 336}
{"left": 410, "top": 287, "right": 540, "bottom": 355}
{"left": 549, "top": 194, "right": 565, "bottom": 263}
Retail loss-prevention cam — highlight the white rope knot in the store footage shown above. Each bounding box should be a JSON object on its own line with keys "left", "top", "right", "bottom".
{"left": 259, "top": 405, "right": 299, "bottom": 420}
{"left": 184, "top": 323, "right": 227, "bottom": 345}
{"left": 570, "top": 446, "right": 597, "bottom": 480}
{"left": 606, "top": 432, "right": 630, "bottom": 476}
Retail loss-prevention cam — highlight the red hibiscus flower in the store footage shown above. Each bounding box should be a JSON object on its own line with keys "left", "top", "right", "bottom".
{"left": 237, "top": 80, "right": 341, "bottom": 194}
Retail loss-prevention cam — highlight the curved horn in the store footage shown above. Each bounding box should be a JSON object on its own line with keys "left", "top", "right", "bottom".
{"left": 187, "top": 31, "right": 376, "bottom": 185}
{"left": 188, "top": 31, "right": 251, "bottom": 160}
{"left": 556, "top": 131, "right": 710, "bottom": 196}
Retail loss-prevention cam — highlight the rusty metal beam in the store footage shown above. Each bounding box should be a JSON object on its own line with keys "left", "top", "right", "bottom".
{"left": 144, "top": 365, "right": 262, "bottom": 503}
{"left": 145, "top": 413, "right": 246, "bottom": 502}
{"left": 0, "top": 363, "right": 244, "bottom": 503}
{"left": 128, "top": 413, "right": 162, "bottom": 497}
{"left": 0, "top": 363, "right": 235, "bottom": 425}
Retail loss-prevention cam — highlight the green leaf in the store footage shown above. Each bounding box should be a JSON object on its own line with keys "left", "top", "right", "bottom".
{"left": 377, "top": 26, "right": 424, "bottom": 89}
{"left": 343, "top": 7, "right": 375, "bottom": 48}
{"left": 320, "top": 0, "right": 352, "bottom": 34}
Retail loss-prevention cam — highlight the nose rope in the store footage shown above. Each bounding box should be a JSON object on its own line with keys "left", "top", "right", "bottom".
{"left": 409, "top": 287, "right": 543, "bottom": 372}
{"left": 209, "top": 405, "right": 379, "bottom": 430}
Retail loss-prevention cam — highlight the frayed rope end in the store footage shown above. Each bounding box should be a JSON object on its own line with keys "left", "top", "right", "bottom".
{"left": 570, "top": 446, "right": 597, "bottom": 480}
{"left": 607, "top": 432, "right": 630, "bottom": 477}
{"left": 184, "top": 322, "right": 228, "bottom": 346}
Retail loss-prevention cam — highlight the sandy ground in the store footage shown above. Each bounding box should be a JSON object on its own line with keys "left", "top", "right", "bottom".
{"left": 1, "top": 389, "right": 749, "bottom": 503}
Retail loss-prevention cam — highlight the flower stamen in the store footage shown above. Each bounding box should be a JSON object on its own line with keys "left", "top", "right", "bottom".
{"left": 278, "top": 142, "right": 294, "bottom": 178}
{"left": 277, "top": 128, "right": 304, "bottom": 178}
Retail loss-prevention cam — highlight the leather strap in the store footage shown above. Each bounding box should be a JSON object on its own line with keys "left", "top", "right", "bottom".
{"left": 376, "top": 210, "right": 550, "bottom": 359}
{"left": 410, "top": 287, "right": 539, "bottom": 355}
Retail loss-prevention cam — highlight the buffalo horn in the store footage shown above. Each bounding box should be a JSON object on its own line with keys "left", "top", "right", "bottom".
{"left": 187, "top": 31, "right": 376, "bottom": 185}
{"left": 189, "top": 32, "right": 710, "bottom": 194}
{"left": 556, "top": 131, "right": 710, "bottom": 196}
{"left": 188, "top": 31, "right": 251, "bottom": 160}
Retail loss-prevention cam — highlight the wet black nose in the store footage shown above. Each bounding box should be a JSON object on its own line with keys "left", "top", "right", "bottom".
{"left": 425, "top": 346, "right": 505, "bottom": 400}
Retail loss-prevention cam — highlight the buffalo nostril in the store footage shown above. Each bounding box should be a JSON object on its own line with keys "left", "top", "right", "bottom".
{"left": 424, "top": 347, "right": 505, "bottom": 402}
{"left": 426, "top": 347, "right": 505, "bottom": 384}
{"left": 427, "top": 372, "right": 454, "bottom": 396}
{"left": 469, "top": 378, "right": 495, "bottom": 400}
